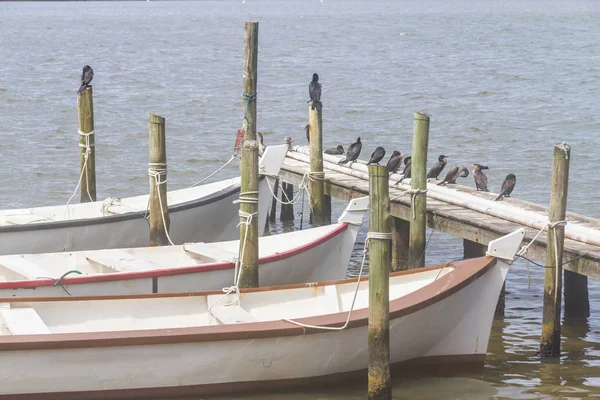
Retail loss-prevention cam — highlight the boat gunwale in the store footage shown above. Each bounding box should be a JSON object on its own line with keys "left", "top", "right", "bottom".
{"left": 0, "top": 256, "right": 497, "bottom": 350}
{"left": 0, "top": 223, "right": 349, "bottom": 289}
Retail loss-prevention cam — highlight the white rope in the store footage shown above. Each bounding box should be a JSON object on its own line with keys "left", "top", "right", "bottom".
{"left": 64, "top": 129, "right": 95, "bottom": 214}
{"left": 282, "top": 231, "right": 392, "bottom": 331}
{"left": 391, "top": 188, "right": 427, "bottom": 220}
{"left": 189, "top": 154, "right": 237, "bottom": 188}
{"left": 100, "top": 197, "right": 122, "bottom": 216}
{"left": 148, "top": 163, "right": 175, "bottom": 246}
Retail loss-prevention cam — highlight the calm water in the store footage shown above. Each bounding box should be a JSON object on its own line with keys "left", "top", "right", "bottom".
{"left": 1, "top": 0, "right": 600, "bottom": 398}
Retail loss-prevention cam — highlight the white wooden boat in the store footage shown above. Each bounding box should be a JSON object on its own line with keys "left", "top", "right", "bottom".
{"left": 0, "top": 197, "right": 368, "bottom": 298}
{"left": 0, "top": 145, "right": 288, "bottom": 256}
{"left": 0, "top": 229, "right": 525, "bottom": 399}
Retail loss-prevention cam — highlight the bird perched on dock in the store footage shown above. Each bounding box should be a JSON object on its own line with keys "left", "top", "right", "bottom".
{"left": 394, "top": 156, "right": 412, "bottom": 185}
{"left": 367, "top": 146, "right": 386, "bottom": 165}
{"left": 472, "top": 163, "right": 489, "bottom": 192}
{"left": 427, "top": 155, "right": 448, "bottom": 180}
{"left": 308, "top": 73, "right": 322, "bottom": 111}
{"left": 437, "top": 165, "right": 469, "bottom": 186}
{"left": 305, "top": 124, "right": 310, "bottom": 143}
{"left": 324, "top": 145, "right": 344, "bottom": 155}
{"left": 256, "top": 132, "right": 266, "bottom": 157}
{"left": 77, "top": 65, "right": 94, "bottom": 93}
{"left": 495, "top": 174, "right": 516, "bottom": 201}
{"left": 284, "top": 136, "right": 294, "bottom": 152}
{"left": 338, "top": 137, "right": 361, "bottom": 165}
{"left": 386, "top": 151, "right": 403, "bottom": 174}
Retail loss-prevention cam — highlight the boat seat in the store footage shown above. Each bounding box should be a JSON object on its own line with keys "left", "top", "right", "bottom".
{"left": 86, "top": 250, "right": 158, "bottom": 273}
{"left": 183, "top": 243, "right": 238, "bottom": 263}
{"left": 0, "top": 307, "right": 52, "bottom": 335}
{"left": 3, "top": 211, "right": 50, "bottom": 225}
{"left": 208, "top": 301, "right": 256, "bottom": 324}
{"left": 0, "top": 255, "right": 51, "bottom": 280}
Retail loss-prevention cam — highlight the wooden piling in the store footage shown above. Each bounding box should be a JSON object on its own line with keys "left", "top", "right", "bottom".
{"left": 269, "top": 179, "right": 279, "bottom": 222}
{"left": 280, "top": 183, "right": 295, "bottom": 222}
{"left": 407, "top": 112, "right": 430, "bottom": 269}
{"left": 540, "top": 142, "right": 570, "bottom": 357}
{"left": 391, "top": 217, "right": 410, "bottom": 271}
{"left": 77, "top": 87, "right": 96, "bottom": 203}
{"left": 308, "top": 103, "right": 329, "bottom": 226}
{"left": 564, "top": 270, "right": 590, "bottom": 320}
{"left": 237, "top": 21, "right": 260, "bottom": 289}
{"left": 148, "top": 114, "right": 170, "bottom": 246}
{"left": 367, "top": 164, "right": 392, "bottom": 400}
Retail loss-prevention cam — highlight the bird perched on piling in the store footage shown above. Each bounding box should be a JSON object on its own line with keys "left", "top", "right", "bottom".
{"left": 338, "top": 137, "right": 362, "bottom": 165}
{"left": 367, "top": 146, "right": 386, "bottom": 165}
{"left": 427, "top": 155, "right": 448, "bottom": 180}
{"left": 308, "top": 73, "right": 322, "bottom": 111}
{"left": 325, "top": 145, "right": 344, "bottom": 155}
{"left": 386, "top": 151, "right": 403, "bottom": 174}
{"left": 437, "top": 165, "right": 469, "bottom": 186}
{"left": 394, "top": 156, "right": 412, "bottom": 185}
{"left": 256, "top": 132, "right": 266, "bottom": 157}
{"left": 495, "top": 174, "right": 516, "bottom": 201}
{"left": 472, "top": 163, "right": 489, "bottom": 192}
{"left": 77, "top": 65, "right": 94, "bottom": 93}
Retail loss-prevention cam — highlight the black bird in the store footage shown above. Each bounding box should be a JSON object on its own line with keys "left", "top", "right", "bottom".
{"left": 325, "top": 145, "right": 344, "bottom": 155}
{"left": 338, "top": 137, "right": 362, "bottom": 165}
{"left": 427, "top": 155, "right": 448, "bottom": 180}
{"left": 78, "top": 65, "right": 94, "bottom": 93}
{"left": 305, "top": 124, "right": 310, "bottom": 143}
{"left": 394, "top": 156, "right": 412, "bottom": 185}
{"left": 437, "top": 165, "right": 469, "bottom": 186}
{"left": 386, "top": 151, "right": 403, "bottom": 174}
{"left": 367, "top": 146, "right": 386, "bottom": 165}
{"left": 308, "top": 73, "right": 322, "bottom": 111}
{"left": 256, "top": 132, "right": 266, "bottom": 157}
{"left": 473, "top": 163, "right": 489, "bottom": 192}
{"left": 494, "top": 174, "right": 517, "bottom": 201}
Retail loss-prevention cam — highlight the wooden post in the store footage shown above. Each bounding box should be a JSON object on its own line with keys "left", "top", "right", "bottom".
{"left": 463, "top": 239, "right": 506, "bottom": 315}
{"left": 391, "top": 217, "right": 410, "bottom": 271}
{"left": 564, "top": 270, "right": 590, "bottom": 320}
{"left": 367, "top": 164, "right": 391, "bottom": 400}
{"left": 407, "top": 112, "right": 429, "bottom": 269}
{"left": 237, "top": 21, "right": 260, "bottom": 289}
{"left": 308, "top": 103, "right": 328, "bottom": 226}
{"left": 540, "top": 142, "right": 570, "bottom": 357}
{"left": 148, "top": 114, "right": 170, "bottom": 246}
{"left": 280, "top": 183, "right": 295, "bottom": 221}
{"left": 269, "top": 178, "right": 279, "bottom": 222}
{"left": 77, "top": 87, "right": 96, "bottom": 203}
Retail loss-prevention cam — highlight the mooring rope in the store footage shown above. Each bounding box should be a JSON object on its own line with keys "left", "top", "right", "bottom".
{"left": 65, "top": 129, "right": 95, "bottom": 215}
{"left": 147, "top": 162, "right": 175, "bottom": 246}
{"left": 282, "top": 231, "right": 392, "bottom": 331}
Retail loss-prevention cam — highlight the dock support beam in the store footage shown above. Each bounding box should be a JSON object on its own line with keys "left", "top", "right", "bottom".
{"left": 367, "top": 164, "right": 392, "bottom": 400}
{"left": 148, "top": 114, "right": 170, "bottom": 246}
{"left": 308, "top": 103, "right": 329, "bottom": 226}
{"left": 564, "top": 270, "right": 590, "bottom": 320}
{"left": 237, "top": 21, "right": 260, "bottom": 289}
{"left": 408, "top": 112, "right": 429, "bottom": 269}
{"left": 280, "top": 183, "right": 295, "bottom": 222}
{"left": 269, "top": 179, "right": 279, "bottom": 222}
{"left": 540, "top": 142, "right": 570, "bottom": 357}
{"left": 77, "top": 86, "right": 96, "bottom": 203}
{"left": 391, "top": 218, "right": 410, "bottom": 271}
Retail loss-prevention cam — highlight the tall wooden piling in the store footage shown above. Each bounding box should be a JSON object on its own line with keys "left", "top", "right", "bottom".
{"left": 540, "top": 142, "right": 570, "bottom": 357}
{"left": 237, "top": 21, "right": 260, "bottom": 288}
{"left": 391, "top": 218, "right": 410, "bottom": 271}
{"left": 367, "top": 164, "right": 392, "bottom": 400}
{"left": 77, "top": 87, "right": 96, "bottom": 203}
{"left": 148, "top": 114, "right": 170, "bottom": 246}
{"left": 407, "top": 112, "right": 430, "bottom": 269}
{"left": 308, "top": 103, "right": 329, "bottom": 226}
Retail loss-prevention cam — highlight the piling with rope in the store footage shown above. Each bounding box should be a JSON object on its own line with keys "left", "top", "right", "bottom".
{"left": 367, "top": 164, "right": 392, "bottom": 400}
{"left": 408, "top": 112, "right": 429, "bottom": 269}
{"left": 540, "top": 142, "right": 570, "bottom": 357}
{"left": 76, "top": 86, "right": 96, "bottom": 203}
{"left": 280, "top": 137, "right": 295, "bottom": 222}
{"left": 308, "top": 101, "right": 329, "bottom": 226}
{"left": 148, "top": 114, "right": 171, "bottom": 247}
{"left": 237, "top": 21, "right": 260, "bottom": 288}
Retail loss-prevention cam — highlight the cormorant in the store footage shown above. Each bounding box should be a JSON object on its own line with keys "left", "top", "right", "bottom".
{"left": 305, "top": 124, "right": 310, "bottom": 143}
{"left": 284, "top": 136, "right": 294, "bottom": 151}
{"left": 437, "top": 165, "right": 469, "bottom": 186}
{"left": 427, "top": 155, "right": 448, "bottom": 180}
{"left": 367, "top": 146, "right": 386, "bottom": 165}
{"left": 78, "top": 65, "right": 94, "bottom": 93}
{"left": 386, "top": 151, "right": 403, "bottom": 174}
{"left": 338, "top": 137, "right": 361, "bottom": 165}
{"left": 494, "top": 174, "right": 516, "bottom": 201}
{"left": 309, "top": 73, "right": 322, "bottom": 111}
{"left": 394, "top": 156, "right": 412, "bottom": 185}
{"left": 256, "top": 132, "right": 266, "bottom": 157}
{"left": 325, "top": 145, "right": 344, "bottom": 155}
{"left": 473, "top": 163, "right": 489, "bottom": 192}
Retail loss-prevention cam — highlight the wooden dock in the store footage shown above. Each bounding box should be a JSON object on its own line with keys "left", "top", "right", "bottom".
{"left": 279, "top": 146, "right": 600, "bottom": 280}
